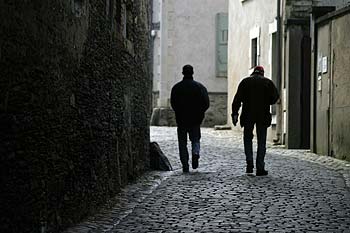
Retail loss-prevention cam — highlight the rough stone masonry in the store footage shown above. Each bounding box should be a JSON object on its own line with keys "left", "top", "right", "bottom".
{"left": 0, "top": 1, "right": 152, "bottom": 232}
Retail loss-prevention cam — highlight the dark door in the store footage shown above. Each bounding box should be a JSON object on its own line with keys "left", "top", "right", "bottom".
{"left": 300, "top": 36, "right": 311, "bottom": 148}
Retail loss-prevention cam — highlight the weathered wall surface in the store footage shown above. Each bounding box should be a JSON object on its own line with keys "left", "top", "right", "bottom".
{"left": 227, "top": 0, "right": 277, "bottom": 138}
{"left": 314, "top": 8, "right": 350, "bottom": 161}
{"left": 281, "top": 0, "right": 346, "bottom": 148}
{"left": 169, "top": 0, "right": 228, "bottom": 94}
{"left": 151, "top": 0, "right": 228, "bottom": 127}
{"left": 0, "top": 1, "right": 151, "bottom": 232}
{"left": 203, "top": 93, "right": 228, "bottom": 127}
{"left": 330, "top": 13, "right": 350, "bottom": 161}
{"left": 315, "top": 23, "right": 330, "bottom": 156}
{"left": 284, "top": 0, "right": 348, "bottom": 19}
{"left": 151, "top": 92, "right": 227, "bottom": 127}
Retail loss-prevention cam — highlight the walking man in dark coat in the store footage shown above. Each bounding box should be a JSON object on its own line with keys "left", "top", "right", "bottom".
{"left": 171, "top": 65, "right": 210, "bottom": 173}
{"left": 231, "top": 66, "right": 279, "bottom": 176}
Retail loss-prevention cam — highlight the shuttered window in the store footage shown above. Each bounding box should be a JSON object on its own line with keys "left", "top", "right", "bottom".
{"left": 249, "top": 26, "right": 260, "bottom": 71}
{"left": 216, "top": 13, "right": 228, "bottom": 78}
{"left": 251, "top": 38, "right": 258, "bottom": 68}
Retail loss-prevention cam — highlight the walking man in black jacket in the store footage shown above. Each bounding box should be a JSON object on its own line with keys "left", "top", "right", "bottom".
{"left": 232, "top": 66, "right": 279, "bottom": 176}
{"left": 171, "top": 65, "right": 210, "bottom": 173}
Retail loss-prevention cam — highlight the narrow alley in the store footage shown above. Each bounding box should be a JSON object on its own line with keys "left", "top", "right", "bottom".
{"left": 66, "top": 127, "right": 350, "bottom": 233}
{"left": 2, "top": 1, "right": 350, "bottom": 232}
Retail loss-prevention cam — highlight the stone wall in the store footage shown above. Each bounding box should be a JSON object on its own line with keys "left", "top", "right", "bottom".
{"left": 285, "top": 0, "right": 349, "bottom": 19}
{"left": 0, "top": 1, "right": 151, "bottom": 232}
{"left": 151, "top": 93, "right": 227, "bottom": 127}
{"left": 203, "top": 93, "right": 227, "bottom": 127}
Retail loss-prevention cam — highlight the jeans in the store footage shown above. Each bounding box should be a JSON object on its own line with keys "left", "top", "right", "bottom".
{"left": 243, "top": 123, "right": 267, "bottom": 171}
{"left": 177, "top": 125, "right": 201, "bottom": 168}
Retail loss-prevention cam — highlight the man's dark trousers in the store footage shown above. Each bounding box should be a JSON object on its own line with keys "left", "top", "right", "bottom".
{"left": 243, "top": 123, "right": 267, "bottom": 171}
{"left": 177, "top": 125, "right": 201, "bottom": 169}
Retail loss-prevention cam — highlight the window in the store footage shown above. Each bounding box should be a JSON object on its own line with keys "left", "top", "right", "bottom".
{"left": 271, "top": 32, "right": 277, "bottom": 116}
{"left": 249, "top": 26, "right": 260, "bottom": 70}
{"left": 251, "top": 38, "right": 258, "bottom": 68}
{"left": 216, "top": 13, "right": 228, "bottom": 77}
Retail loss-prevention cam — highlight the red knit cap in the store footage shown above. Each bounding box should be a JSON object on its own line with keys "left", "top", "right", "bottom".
{"left": 253, "top": 66, "right": 264, "bottom": 75}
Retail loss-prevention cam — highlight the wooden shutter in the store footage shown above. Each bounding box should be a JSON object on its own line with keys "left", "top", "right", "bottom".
{"left": 216, "top": 13, "right": 228, "bottom": 77}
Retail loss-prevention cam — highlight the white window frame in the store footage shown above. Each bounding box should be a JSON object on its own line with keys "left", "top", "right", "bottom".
{"left": 249, "top": 26, "right": 260, "bottom": 74}
{"left": 268, "top": 19, "right": 277, "bottom": 72}
{"left": 269, "top": 20, "right": 278, "bottom": 125}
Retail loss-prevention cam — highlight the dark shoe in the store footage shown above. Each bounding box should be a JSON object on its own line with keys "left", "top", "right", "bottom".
{"left": 192, "top": 154, "right": 199, "bottom": 169}
{"left": 256, "top": 170, "right": 268, "bottom": 176}
{"left": 246, "top": 166, "right": 254, "bottom": 174}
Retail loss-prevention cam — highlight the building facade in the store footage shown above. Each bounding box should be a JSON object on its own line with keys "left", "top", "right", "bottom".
{"left": 228, "top": 0, "right": 278, "bottom": 141}
{"left": 281, "top": 0, "right": 348, "bottom": 149}
{"left": 311, "top": 5, "right": 350, "bottom": 161}
{"left": 228, "top": 0, "right": 349, "bottom": 151}
{"left": 151, "top": 0, "right": 229, "bottom": 127}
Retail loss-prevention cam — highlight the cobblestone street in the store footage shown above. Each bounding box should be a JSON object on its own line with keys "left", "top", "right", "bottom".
{"left": 66, "top": 127, "right": 350, "bottom": 233}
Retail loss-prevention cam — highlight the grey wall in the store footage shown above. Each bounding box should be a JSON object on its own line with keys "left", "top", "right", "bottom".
{"left": 330, "top": 13, "right": 350, "bottom": 161}
{"left": 0, "top": 1, "right": 152, "bottom": 232}
{"left": 152, "top": 0, "right": 228, "bottom": 127}
{"left": 151, "top": 92, "right": 227, "bottom": 127}
{"left": 281, "top": 0, "right": 347, "bottom": 148}
{"left": 284, "top": 0, "right": 349, "bottom": 19}
{"left": 169, "top": 0, "right": 228, "bottom": 94}
{"left": 228, "top": 0, "right": 277, "bottom": 138}
{"left": 315, "top": 23, "right": 331, "bottom": 156}
{"left": 203, "top": 93, "right": 228, "bottom": 127}
{"left": 315, "top": 9, "right": 350, "bottom": 161}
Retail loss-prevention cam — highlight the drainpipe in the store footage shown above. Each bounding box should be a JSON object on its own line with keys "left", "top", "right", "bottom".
{"left": 274, "top": 0, "right": 283, "bottom": 145}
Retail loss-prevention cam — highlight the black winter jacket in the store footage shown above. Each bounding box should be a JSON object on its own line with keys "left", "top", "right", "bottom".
{"left": 232, "top": 74, "right": 279, "bottom": 127}
{"left": 171, "top": 76, "right": 209, "bottom": 127}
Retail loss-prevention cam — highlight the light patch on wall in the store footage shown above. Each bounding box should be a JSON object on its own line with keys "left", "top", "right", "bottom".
{"left": 322, "top": 56, "right": 328, "bottom": 73}
{"left": 318, "top": 75, "right": 322, "bottom": 92}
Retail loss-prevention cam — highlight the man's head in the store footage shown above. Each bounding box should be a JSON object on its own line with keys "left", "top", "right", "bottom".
{"left": 182, "top": 64, "right": 194, "bottom": 76}
{"left": 252, "top": 66, "right": 264, "bottom": 76}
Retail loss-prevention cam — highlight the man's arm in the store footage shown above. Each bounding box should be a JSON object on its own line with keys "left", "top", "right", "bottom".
{"left": 231, "top": 81, "right": 244, "bottom": 126}
{"left": 269, "top": 81, "right": 279, "bottom": 105}
{"left": 232, "top": 82, "right": 243, "bottom": 116}
{"left": 201, "top": 85, "right": 210, "bottom": 112}
{"left": 170, "top": 86, "right": 177, "bottom": 111}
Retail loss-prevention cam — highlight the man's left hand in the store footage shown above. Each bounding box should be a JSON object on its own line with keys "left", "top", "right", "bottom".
{"left": 231, "top": 114, "right": 238, "bottom": 126}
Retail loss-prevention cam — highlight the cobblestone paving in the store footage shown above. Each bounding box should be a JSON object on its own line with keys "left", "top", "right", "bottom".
{"left": 65, "top": 127, "right": 350, "bottom": 233}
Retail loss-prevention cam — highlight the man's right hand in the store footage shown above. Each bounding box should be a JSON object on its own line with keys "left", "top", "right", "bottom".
{"left": 231, "top": 114, "right": 238, "bottom": 126}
